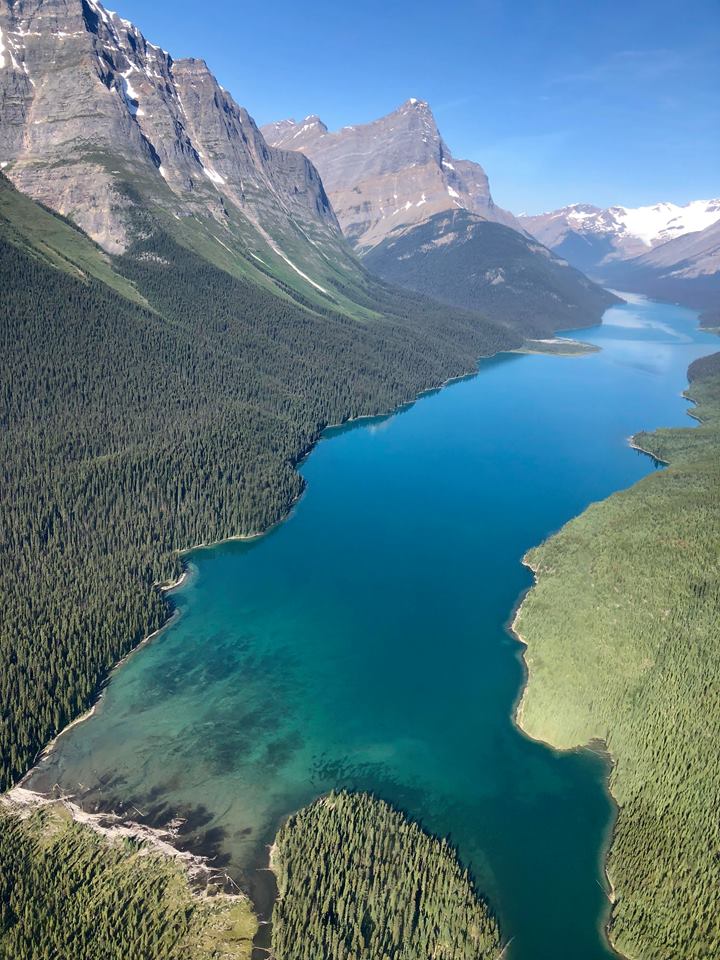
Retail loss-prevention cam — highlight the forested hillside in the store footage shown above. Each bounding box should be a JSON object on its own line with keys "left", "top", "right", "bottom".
{"left": 0, "top": 805, "right": 256, "bottom": 959}
{"left": 363, "top": 210, "right": 619, "bottom": 338}
{"left": 0, "top": 172, "right": 517, "bottom": 792}
{"left": 515, "top": 353, "right": 720, "bottom": 958}
{"left": 271, "top": 791, "right": 501, "bottom": 960}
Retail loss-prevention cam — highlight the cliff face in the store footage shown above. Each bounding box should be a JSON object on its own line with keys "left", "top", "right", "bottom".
{"left": 0, "top": 0, "right": 339, "bottom": 253}
{"left": 263, "top": 99, "right": 521, "bottom": 249}
{"left": 264, "top": 100, "right": 617, "bottom": 335}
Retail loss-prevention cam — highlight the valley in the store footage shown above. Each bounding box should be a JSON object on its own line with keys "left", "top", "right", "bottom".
{"left": 0, "top": 1, "right": 718, "bottom": 958}
{"left": 520, "top": 200, "right": 720, "bottom": 314}
{"left": 22, "top": 293, "right": 719, "bottom": 960}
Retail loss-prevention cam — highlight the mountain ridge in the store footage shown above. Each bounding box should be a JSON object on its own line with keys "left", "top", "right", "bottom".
{"left": 262, "top": 99, "right": 618, "bottom": 334}
{"left": 519, "top": 199, "right": 720, "bottom": 310}
{"left": 262, "top": 98, "right": 522, "bottom": 248}
{"left": 521, "top": 199, "right": 720, "bottom": 256}
{"left": 0, "top": 0, "right": 378, "bottom": 315}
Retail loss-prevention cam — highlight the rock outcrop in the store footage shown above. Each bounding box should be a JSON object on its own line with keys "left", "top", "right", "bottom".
{"left": 0, "top": 0, "right": 339, "bottom": 254}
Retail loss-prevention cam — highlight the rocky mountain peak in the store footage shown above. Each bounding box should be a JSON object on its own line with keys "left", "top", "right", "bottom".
{"left": 0, "top": 0, "right": 340, "bottom": 253}
{"left": 262, "top": 99, "right": 520, "bottom": 248}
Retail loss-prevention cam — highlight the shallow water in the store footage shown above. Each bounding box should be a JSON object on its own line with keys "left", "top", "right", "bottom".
{"left": 29, "top": 296, "right": 718, "bottom": 960}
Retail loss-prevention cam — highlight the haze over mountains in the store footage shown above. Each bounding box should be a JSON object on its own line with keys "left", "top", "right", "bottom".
{"left": 263, "top": 101, "right": 616, "bottom": 334}
{"left": 520, "top": 200, "right": 720, "bottom": 315}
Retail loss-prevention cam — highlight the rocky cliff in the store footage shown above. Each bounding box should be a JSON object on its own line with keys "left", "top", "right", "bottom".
{"left": 262, "top": 99, "right": 521, "bottom": 249}
{"left": 0, "top": 0, "right": 341, "bottom": 269}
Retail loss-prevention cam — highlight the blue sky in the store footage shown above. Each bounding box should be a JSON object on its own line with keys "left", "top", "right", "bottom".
{"left": 114, "top": 0, "right": 719, "bottom": 214}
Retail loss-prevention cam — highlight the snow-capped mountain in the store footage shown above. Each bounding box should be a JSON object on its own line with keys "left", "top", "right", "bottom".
{"left": 520, "top": 200, "right": 720, "bottom": 315}
{"left": 519, "top": 200, "right": 720, "bottom": 269}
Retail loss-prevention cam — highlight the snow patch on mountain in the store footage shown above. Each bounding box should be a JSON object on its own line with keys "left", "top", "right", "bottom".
{"left": 610, "top": 200, "right": 720, "bottom": 246}
{"left": 530, "top": 199, "right": 720, "bottom": 249}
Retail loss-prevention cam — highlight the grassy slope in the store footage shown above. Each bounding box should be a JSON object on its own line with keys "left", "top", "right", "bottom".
{"left": 515, "top": 353, "right": 720, "bottom": 959}
{"left": 0, "top": 806, "right": 256, "bottom": 960}
{"left": 271, "top": 791, "right": 501, "bottom": 960}
{"left": 0, "top": 173, "right": 146, "bottom": 306}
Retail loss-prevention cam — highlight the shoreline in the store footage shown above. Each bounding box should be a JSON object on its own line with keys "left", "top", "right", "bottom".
{"left": 508, "top": 334, "right": 717, "bottom": 960}
{"left": 16, "top": 348, "right": 505, "bottom": 788}
{"left": 1, "top": 786, "right": 245, "bottom": 897}
{"left": 511, "top": 337, "right": 601, "bottom": 357}
{"left": 510, "top": 565, "right": 625, "bottom": 959}
{"left": 6, "top": 307, "right": 616, "bottom": 945}
{"left": 19, "top": 571, "right": 191, "bottom": 781}
{"left": 626, "top": 436, "right": 669, "bottom": 465}
{"left": 8, "top": 342, "right": 513, "bottom": 912}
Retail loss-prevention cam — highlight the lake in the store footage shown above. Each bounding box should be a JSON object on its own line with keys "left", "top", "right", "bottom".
{"left": 27, "top": 294, "right": 718, "bottom": 960}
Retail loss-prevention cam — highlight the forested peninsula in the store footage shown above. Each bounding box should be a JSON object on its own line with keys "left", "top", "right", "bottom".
{"left": 0, "top": 802, "right": 257, "bottom": 960}
{"left": 515, "top": 352, "right": 720, "bottom": 959}
{"left": 271, "top": 791, "right": 501, "bottom": 960}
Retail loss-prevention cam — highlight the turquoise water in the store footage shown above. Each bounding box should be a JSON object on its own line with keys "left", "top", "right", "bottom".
{"left": 29, "top": 295, "right": 717, "bottom": 959}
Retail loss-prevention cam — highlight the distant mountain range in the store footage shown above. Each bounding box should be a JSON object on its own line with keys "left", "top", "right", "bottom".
{"left": 519, "top": 201, "right": 720, "bottom": 319}
{"left": 263, "top": 101, "right": 617, "bottom": 335}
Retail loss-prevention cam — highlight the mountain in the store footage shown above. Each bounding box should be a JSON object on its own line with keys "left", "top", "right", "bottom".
{"left": 519, "top": 201, "right": 720, "bottom": 314}
{"left": 520, "top": 200, "right": 720, "bottom": 266}
{"left": 263, "top": 99, "right": 521, "bottom": 248}
{"left": 603, "top": 218, "right": 720, "bottom": 320}
{"left": 363, "top": 209, "right": 617, "bottom": 337}
{"left": 263, "top": 101, "right": 618, "bottom": 336}
{"left": 0, "top": 0, "right": 385, "bottom": 313}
